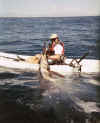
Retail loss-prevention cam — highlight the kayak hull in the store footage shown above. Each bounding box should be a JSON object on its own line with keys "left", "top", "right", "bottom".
{"left": 0, "top": 52, "right": 100, "bottom": 74}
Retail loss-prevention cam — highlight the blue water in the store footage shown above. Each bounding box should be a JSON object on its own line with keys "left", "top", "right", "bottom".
{"left": 0, "top": 16, "right": 100, "bottom": 123}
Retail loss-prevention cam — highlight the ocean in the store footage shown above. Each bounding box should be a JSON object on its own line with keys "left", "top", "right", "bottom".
{"left": 0, "top": 16, "right": 100, "bottom": 123}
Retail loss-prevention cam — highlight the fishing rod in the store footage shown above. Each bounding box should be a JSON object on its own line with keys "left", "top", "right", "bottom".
{"left": 69, "top": 52, "right": 89, "bottom": 65}
{"left": 62, "top": 52, "right": 89, "bottom": 69}
{"left": 67, "top": 52, "right": 89, "bottom": 73}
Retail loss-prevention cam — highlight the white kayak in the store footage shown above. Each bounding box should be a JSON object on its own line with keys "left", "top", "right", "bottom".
{"left": 0, "top": 52, "right": 100, "bottom": 75}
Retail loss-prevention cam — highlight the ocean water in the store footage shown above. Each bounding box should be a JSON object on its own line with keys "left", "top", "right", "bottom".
{"left": 0, "top": 16, "right": 100, "bottom": 123}
{"left": 0, "top": 16, "right": 100, "bottom": 58}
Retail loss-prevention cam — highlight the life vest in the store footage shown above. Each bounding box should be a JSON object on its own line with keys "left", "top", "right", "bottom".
{"left": 50, "top": 41, "right": 64, "bottom": 55}
{"left": 46, "top": 42, "right": 55, "bottom": 55}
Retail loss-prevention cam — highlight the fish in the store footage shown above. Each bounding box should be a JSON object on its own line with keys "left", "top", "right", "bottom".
{"left": 39, "top": 54, "right": 64, "bottom": 82}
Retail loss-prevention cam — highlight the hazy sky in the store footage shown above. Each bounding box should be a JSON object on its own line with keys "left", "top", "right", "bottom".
{"left": 0, "top": 0, "right": 100, "bottom": 17}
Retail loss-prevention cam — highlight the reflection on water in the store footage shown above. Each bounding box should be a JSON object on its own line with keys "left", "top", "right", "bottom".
{"left": 0, "top": 69, "right": 100, "bottom": 123}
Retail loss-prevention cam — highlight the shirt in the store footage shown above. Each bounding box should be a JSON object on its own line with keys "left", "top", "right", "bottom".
{"left": 54, "top": 44, "right": 63, "bottom": 55}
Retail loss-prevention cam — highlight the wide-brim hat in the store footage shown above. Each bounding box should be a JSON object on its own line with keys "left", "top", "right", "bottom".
{"left": 50, "top": 34, "right": 58, "bottom": 39}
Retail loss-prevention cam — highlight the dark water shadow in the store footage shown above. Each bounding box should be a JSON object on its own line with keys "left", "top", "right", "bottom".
{"left": 0, "top": 72, "right": 100, "bottom": 123}
{"left": 0, "top": 84, "right": 85, "bottom": 123}
{"left": 0, "top": 72, "right": 18, "bottom": 79}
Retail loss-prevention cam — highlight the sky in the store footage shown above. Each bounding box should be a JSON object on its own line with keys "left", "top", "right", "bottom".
{"left": 0, "top": 0, "right": 100, "bottom": 17}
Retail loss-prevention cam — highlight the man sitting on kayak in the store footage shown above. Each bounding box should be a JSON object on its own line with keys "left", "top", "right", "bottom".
{"left": 25, "top": 34, "right": 64, "bottom": 64}
{"left": 46, "top": 34, "right": 64, "bottom": 64}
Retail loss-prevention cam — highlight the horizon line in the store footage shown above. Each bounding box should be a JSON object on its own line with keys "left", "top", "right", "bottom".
{"left": 0, "top": 15, "right": 100, "bottom": 18}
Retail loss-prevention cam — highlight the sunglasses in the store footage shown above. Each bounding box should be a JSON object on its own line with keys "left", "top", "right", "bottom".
{"left": 51, "top": 37, "right": 59, "bottom": 41}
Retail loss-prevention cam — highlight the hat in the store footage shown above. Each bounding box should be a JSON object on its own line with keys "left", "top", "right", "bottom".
{"left": 50, "top": 34, "right": 58, "bottom": 39}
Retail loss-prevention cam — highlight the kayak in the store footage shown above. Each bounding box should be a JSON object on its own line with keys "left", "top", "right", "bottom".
{"left": 0, "top": 52, "right": 100, "bottom": 75}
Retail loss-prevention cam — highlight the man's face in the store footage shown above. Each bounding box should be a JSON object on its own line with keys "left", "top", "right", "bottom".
{"left": 51, "top": 37, "right": 59, "bottom": 43}
{"left": 55, "top": 38, "right": 59, "bottom": 43}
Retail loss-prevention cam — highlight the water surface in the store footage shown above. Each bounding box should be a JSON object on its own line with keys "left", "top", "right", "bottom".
{"left": 0, "top": 16, "right": 100, "bottom": 123}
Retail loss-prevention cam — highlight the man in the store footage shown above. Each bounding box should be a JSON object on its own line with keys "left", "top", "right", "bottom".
{"left": 25, "top": 34, "right": 64, "bottom": 64}
{"left": 47, "top": 34, "right": 64, "bottom": 63}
